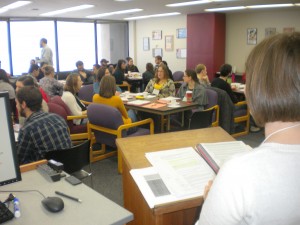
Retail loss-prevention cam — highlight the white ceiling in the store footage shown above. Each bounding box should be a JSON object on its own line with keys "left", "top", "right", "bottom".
{"left": 0, "top": 0, "right": 299, "bottom": 21}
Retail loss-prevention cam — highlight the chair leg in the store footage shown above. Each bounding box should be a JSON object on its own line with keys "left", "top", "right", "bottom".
{"left": 118, "top": 148, "right": 122, "bottom": 174}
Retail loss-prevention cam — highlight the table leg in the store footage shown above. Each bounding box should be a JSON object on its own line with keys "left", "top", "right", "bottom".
{"left": 160, "top": 115, "right": 165, "bottom": 133}
{"left": 181, "top": 111, "right": 185, "bottom": 127}
{"left": 167, "top": 115, "right": 170, "bottom": 132}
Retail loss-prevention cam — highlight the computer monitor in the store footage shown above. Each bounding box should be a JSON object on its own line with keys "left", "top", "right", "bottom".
{"left": 0, "top": 92, "right": 21, "bottom": 186}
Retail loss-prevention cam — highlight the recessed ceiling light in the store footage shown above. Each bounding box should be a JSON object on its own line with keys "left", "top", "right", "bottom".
{"left": 0, "top": 1, "right": 31, "bottom": 14}
{"left": 205, "top": 6, "right": 246, "bottom": 12}
{"left": 87, "top": 8, "right": 143, "bottom": 18}
{"left": 247, "top": 3, "right": 294, "bottom": 9}
{"left": 124, "top": 12, "right": 181, "bottom": 20}
{"left": 40, "top": 4, "right": 94, "bottom": 16}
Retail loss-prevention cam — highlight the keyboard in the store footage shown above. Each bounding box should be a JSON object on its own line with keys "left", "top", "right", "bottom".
{"left": 0, "top": 201, "right": 14, "bottom": 224}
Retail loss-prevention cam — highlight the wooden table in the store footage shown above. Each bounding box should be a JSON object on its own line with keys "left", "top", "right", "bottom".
{"left": 124, "top": 98, "right": 199, "bottom": 132}
{"left": 116, "top": 127, "right": 235, "bottom": 225}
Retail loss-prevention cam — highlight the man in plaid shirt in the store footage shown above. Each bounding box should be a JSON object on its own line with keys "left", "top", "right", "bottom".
{"left": 16, "top": 86, "right": 72, "bottom": 164}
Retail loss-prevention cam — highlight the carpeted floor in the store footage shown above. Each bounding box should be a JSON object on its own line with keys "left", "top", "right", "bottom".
{"left": 83, "top": 129, "right": 265, "bottom": 206}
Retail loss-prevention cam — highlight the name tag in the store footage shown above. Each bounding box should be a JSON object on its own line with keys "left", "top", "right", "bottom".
{"left": 153, "top": 89, "right": 159, "bottom": 95}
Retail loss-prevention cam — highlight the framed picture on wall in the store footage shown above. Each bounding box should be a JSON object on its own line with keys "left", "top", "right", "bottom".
{"left": 165, "top": 35, "right": 174, "bottom": 51}
{"left": 283, "top": 27, "right": 295, "bottom": 34}
{"left": 265, "top": 27, "right": 276, "bottom": 38}
{"left": 153, "top": 48, "right": 163, "bottom": 57}
{"left": 152, "top": 30, "right": 162, "bottom": 40}
{"left": 143, "top": 37, "right": 150, "bottom": 51}
{"left": 247, "top": 28, "right": 257, "bottom": 45}
{"left": 176, "top": 28, "right": 187, "bottom": 39}
{"left": 176, "top": 48, "right": 186, "bottom": 59}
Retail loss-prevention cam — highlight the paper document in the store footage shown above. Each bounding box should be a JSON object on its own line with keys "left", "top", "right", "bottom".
{"left": 130, "top": 167, "right": 207, "bottom": 208}
{"left": 145, "top": 147, "right": 215, "bottom": 198}
{"left": 127, "top": 100, "right": 150, "bottom": 106}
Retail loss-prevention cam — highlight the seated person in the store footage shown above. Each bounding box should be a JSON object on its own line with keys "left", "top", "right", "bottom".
{"left": 125, "top": 57, "right": 139, "bottom": 73}
{"left": 39, "top": 65, "right": 63, "bottom": 97}
{"left": 16, "top": 86, "right": 72, "bottom": 164}
{"left": 195, "top": 64, "right": 211, "bottom": 87}
{"left": 211, "top": 64, "right": 238, "bottom": 104}
{"left": 0, "top": 69, "right": 15, "bottom": 101}
{"left": 144, "top": 64, "right": 175, "bottom": 98}
{"left": 113, "top": 59, "right": 129, "bottom": 86}
{"left": 93, "top": 75, "right": 137, "bottom": 134}
{"left": 61, "top": 73, "right": 87, "bottom": 125}
{"left": 142, "top": 63, "right": 155, "bottom": 89}
{"left": 177, "top": 69, "right": 208, "bottom": 110}
{"left": 197, "top": 32, "right": 300, "bottom": 225}
{"left": 28, "top": 64, "right": 40, "bottom": 82}
{"left": 74, "top": 60, "right": 94, "bottom": 84}
{"left": 93, "top": 67, "right": 122, "bottom": 94}
{"left": 161, "top": 61, "right": 174, "bottom": 81}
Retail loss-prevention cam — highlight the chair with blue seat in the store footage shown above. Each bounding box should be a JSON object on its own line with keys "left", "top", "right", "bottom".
{"left": 78, "top": 84, "right": 94, "bottom": 105}
{"left": 87, "top": 103, "right": 154, "bottom": 173}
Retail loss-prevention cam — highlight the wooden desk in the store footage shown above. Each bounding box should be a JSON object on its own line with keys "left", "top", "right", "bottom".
{"left": 0, "top": 170, "right": 133, "bottom": 225}
{"left": 125, "top": 98, "right": 198, "bottom": 132}
{"left": 116, "top": 127, "right": 235, "bottom": 225}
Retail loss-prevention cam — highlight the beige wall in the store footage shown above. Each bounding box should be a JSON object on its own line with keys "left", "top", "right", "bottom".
{"left": 130, "top": 8, "right": 300, "bottom": 74}
{"left": 226, "top": 8, "right": 300, "bottom": 73}
{"left": 129, "top": 15, "right": 187, "bottom": 74}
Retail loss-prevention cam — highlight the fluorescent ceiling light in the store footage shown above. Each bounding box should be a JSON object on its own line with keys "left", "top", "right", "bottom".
{"left": 40, "top": 4, "right": 94, "bottom": 16}
{"left": 166, "top": 0, "right": 211, "bottom": 7}
{"left": 247, "top": 4, "right": 294, "bottom": 9}
{"left": 0, "top": 1, "right": 31, "bottom": 14}
{"left": 87, "top": 8, "right": 143, "bottom": 18}
{"left": 205, "top": 6, "right": 246, "bottom": 11}
{"left": 295, "top": 3, "right": 300, "bottom": 6}
{"left": 124, "top": 12, "right": 181, "bottom": 20}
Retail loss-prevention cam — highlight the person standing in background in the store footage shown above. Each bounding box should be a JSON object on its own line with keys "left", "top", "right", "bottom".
{"left": 36, "top": 38, "right": 53, "bottom": 67}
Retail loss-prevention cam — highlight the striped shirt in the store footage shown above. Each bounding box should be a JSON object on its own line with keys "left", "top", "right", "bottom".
{"left": 17, "top": 111, "right": 72, "bottom": 164}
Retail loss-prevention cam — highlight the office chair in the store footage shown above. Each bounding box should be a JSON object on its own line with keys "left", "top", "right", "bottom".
{"left": 78, "top": 84, "right": 94, "bottom": 105}
{"left": 205, "top": 88, "right": 220, "bottom": 127}
{"left": 232, "top": 101, "right": 250, "bottom": 137}
{"left": 188, "top": 106, "right": 215, "bottom": 130}
{"left": 87, "top": 103, "right": 154, "bottom": 173}
{"left": 45, "top": 140, "right": 92, "bottom": 185}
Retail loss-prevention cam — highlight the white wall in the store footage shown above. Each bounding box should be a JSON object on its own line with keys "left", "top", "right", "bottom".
{"left": 226, "top": 8, "right": 300, "bottom": 73}
{"left": 129, "top": 15, "right": 187, "bottom": 73}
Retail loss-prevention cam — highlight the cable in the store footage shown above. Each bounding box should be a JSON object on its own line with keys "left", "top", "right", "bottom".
{"left": 0, "top": 190, "right": 46, "bottom": 199}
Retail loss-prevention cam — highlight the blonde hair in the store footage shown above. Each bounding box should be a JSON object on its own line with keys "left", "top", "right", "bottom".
{"left": 245, "top": 32, "right": 300, "bottom": 126}
{"left": 43, "top": 65, "right": 54, "bottom": 76}
{"left": 195, "top": 64, "right": 206, "bottom": 74}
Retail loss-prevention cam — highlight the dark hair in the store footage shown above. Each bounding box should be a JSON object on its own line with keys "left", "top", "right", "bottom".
{"left": 0, "top": 69, "right": 9, "bottom": 83}
{"left": 220, "top": 64, "right": 232, "bottom": 77}
{"left": 93, "top": 64, "right": 100, "bottom": 69}
{"left": 64, "top": 73, "right": 80, "bottom": 94}
{"left": 16, "top": 86, "right": 42, "bottom": 112}
{"left": 99, "top": 75, "right": 116, "bottom": 98}
{"left": 40, "top": 38, "right": 47, "bottom": 44}
{"left": 116, "top": 59, "right": 126, "bottom": 71}
{"left": 146, "top": 63, "right": 154, "bottom": 73}
{"left": 28, "top": 64, "right": 39, "bottom": 73}
{"left": 162, "top": 61, "right": 168, "bottom": 67}
{"left": 245, "top": 32, "right": 300, "bottom": 126}
{"left": 126, "top": 57, "right": 132, "bottom": 62}
{"left": 155, "top": 56, "right": 162, "bottom": 61}
{"left": 195, "top": 64, "right": 206, "bottom": 74}
{"left": 185, "top": 69, "right": 199, "bottom": 84}
{"left": 95, "top": 68, "right": 107, "bottom": 82}
{"left": 76, "top": 60, "right": 83, "bottom": 67}
{"left": 17, "top": 75, "right": 37, "bottom": 87}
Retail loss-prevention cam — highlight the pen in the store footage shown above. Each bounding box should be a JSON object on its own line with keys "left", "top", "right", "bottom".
{"left": 13, "top": 197, "right": 21, "bottom": 218}
{"left": 55, "top": 191, "right": 82, "bottom": 203}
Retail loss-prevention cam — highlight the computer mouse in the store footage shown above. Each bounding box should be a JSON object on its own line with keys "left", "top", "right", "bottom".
{"left": 41, "top": 196, "right": 64, "bottom": 213}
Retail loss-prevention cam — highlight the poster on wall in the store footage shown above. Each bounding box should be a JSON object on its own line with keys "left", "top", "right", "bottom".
{"left": 165, "top": 35, "right": 174, "bottom": 51}
{"left": 176, "top": 28, "right": 187, "bottom": 39}
{"left": 283, "top": 27, "right": 295, "bottom": 34}
{"left": 265, "top": 27, "right": 276, "bottom": 38}
{"left": 153, "top": 48, "right": 163, "bottom": 57}
{"left": 152, "top": 30, "right": 162, "bottom": 40}
{"left": 247, "top": 28, "right": 257, "bottom": 45}
{"left": 176, "top": 49, "right": 186, "bottom": 59}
